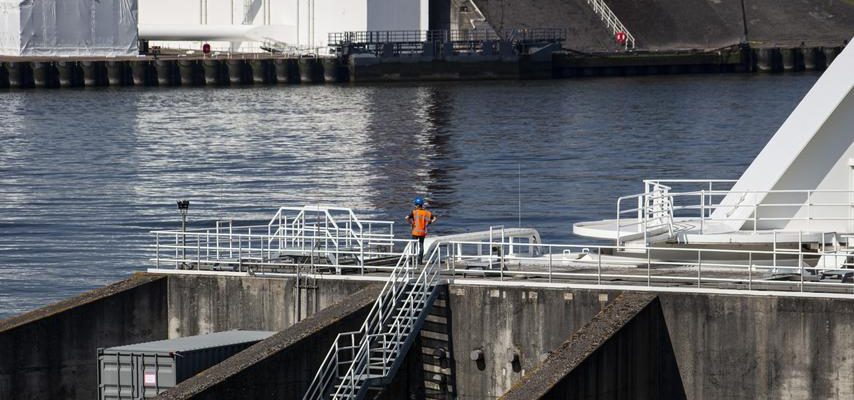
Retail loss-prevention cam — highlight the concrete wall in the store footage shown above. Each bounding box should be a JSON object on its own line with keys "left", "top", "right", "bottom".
{"left": 472, "top": 0, "right": 619, "bottom": 52}
{"left": 606, "top": 0, "right": 854, "bottom": 50}
{"left": 660, "top": 293, "right": 854, "bottom": 399}
{"left": 446, "top": 285, "right": 618, "bottom": 399}
{"left": 157, "top": 285, "right": 382, "bottom": 400}
{"left": 167, "top": 274, "right": 372, "bottom": 337}
{"left": 0, "top": 274, "right": 168, "bottom": 400}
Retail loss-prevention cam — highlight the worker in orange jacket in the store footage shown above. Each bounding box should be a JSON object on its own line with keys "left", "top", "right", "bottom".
{"left": 406, "top": 197, "right": 437, "bottom": 265}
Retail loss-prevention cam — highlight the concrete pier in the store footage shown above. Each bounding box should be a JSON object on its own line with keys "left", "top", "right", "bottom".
{"left": 106, "top": 61, "right": 124, "bottom": 86}
{"left": 57, "top": 61, "right": 76, "bottom": 88}
{"left": 202, "top": 59, "right": 220, "bottom": 85}
{"left": 31, "top": 61, "right": 51, "bottom": 88}
{"left": 298, "top": 58, "right": 324, "bottom": 83}
{"left": 155, "top": 59, "right": 175, "bottom": 86}
{"left": 81, "top": 61, "right": 102, "bottom": 87}
{"left": 0, "top": 43, "right": 845, "bottom": 90}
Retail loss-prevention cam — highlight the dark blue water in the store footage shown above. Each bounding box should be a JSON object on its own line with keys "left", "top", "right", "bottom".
{"left": 0, "top": 74, "right": 819, "bottom": 318}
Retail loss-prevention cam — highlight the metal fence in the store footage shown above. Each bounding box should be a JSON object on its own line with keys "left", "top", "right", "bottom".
{"left": 328, "top": 28, "right": 567, "bottom": 46}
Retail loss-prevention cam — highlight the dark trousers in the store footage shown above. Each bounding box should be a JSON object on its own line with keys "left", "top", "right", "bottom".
{"left": 413, "top": 235, "right": 426, "bottom": 265}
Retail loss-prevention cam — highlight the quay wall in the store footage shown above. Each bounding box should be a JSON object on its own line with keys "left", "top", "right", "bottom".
{"left": 0, "top": 274, "right": 169, "bottom": 400}
{"left": 5, "top": 273, "right": 854, "bottom": 399}
{"left": 446, "top": 285, "right": 854, "bottom": 399}
{"left": 0, "top": 43, "right": 846, "bottom": 89}
{"left": 167, "top": 274, "right": 370, "bottom": 338}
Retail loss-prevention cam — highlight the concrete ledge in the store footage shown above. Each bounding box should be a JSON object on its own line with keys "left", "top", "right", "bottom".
{"left": 0, "top": 272, "right": 164, "bottom": 332}
{"left": 500, "top": 292, "right": 658, "bottom": 399}
{"left": 0, "top": 272, "right": 168, "bottom": 400}
{"left": 156, "top": 284, "right": 382, "bottom": 400}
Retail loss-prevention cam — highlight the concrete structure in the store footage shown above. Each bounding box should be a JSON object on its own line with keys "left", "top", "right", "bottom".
{"left": 4, "top": 274, "right": 854, "bottom": 399}
{"left": 472, "top": 0, "right": 853, "bottom": 51}
{"left": 0, "top": 0, "right": 138, "bottom": 56}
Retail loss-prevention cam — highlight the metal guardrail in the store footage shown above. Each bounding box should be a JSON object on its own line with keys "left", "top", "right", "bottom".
{"left": 328, "top": 28, "right": 567, "bottom": 46}
{"left": 615, "top": 180, "right": 854, "bottom": 245}
{"left": 152, "top": 205, "right": 400, "bottom": 272}
{"left": 438, "top": 239, "right": 854, "bottom": 294}
{"left": 303, "top": 241, "right": 443, "bottom": 399}
{"left": 585, "top": 0, "right": 636, "bottom": 49}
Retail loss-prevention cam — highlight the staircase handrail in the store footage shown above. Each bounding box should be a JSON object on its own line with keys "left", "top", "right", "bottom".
{"left": 302, "top": 241, "right": 417, "bottom": 399}
{"left": 586, "top": 0, "right": 636, "bottom": 49}
{"left": 331, "top": 244, "right": 444, "bottom": 398}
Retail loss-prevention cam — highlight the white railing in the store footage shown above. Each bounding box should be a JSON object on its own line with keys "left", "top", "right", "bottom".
{"left": 438, "top": 239, "right": 854, "bottom": 295}
{"left": 152, "top": 205, "right": 399, "bottom": 273}
{"left": 616, "top": 180, "right": 854, "bottom": 245}
{"left": 303, "top": 241, "right": 444, "bottom": 399}
{"left": 585, "top": 0, "right": 636, "bottom": 49}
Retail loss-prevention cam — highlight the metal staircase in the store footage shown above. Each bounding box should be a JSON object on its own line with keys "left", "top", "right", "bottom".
{"left": 585, "top": 0, "right": 636, "bottom": 49}
{"left": 303, "top": 242, "right": 445, "bottom": 400}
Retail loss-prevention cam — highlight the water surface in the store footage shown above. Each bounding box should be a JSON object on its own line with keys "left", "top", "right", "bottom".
{"left": 0, "top": 74, "right": 819, "bottom": 318}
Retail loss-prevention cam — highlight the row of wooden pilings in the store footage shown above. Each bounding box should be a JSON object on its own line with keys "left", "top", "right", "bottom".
{"left": 0, "top": 57, "right": 348, "bottom": 88}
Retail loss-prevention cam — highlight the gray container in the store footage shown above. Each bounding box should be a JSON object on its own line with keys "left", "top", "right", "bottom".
{"left": 97, "top": 330, "right": 275, "bottom": 400}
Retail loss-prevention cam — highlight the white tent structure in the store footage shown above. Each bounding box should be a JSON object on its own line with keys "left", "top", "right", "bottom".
{"left": 0, "top": 0, "right": 138, "bottom": 57}
{"left": 574, "top": 41, "right": 854, "bottom": 248}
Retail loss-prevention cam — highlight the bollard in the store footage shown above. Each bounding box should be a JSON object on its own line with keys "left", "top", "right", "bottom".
{"left": 57, "top": 61, "right": 77, "bottom": 88}
{"left": 178, "top": 60, "right": 197, "bottom": 86}
{"left": 31, "top": 62, "right": 52, "bottom": 88}
{"left": 202, "top": 59, "right": 220, "bottom": 85}
{"left": 106, "top": 61, "right": 124, "bottom": 86}
{"left": 226, "top": 59, "right": 244, "bottom": 85}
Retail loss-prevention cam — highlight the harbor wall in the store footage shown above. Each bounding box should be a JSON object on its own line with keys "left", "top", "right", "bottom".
{"left": 5, "top": 273, "right": 854, "bottom": 399}
{"left": 167, "top": 274, "right": 370, "bottom": 338}
{"left": 0, "top": 274, "right": 169, "bottom": 400}
{"left": 156, "top": 285, "right": 383, "bottom": 400}
{"left": 447, "top": 286, "right": 854, "bottom": 399}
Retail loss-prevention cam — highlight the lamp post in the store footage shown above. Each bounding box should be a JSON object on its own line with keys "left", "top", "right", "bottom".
{"left": 177, "top": 200, "right": 190, "bottom": 261}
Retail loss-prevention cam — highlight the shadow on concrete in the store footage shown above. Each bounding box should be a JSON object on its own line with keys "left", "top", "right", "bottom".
{"left": 500, "top": 293, "right": 687, "bottom": 400}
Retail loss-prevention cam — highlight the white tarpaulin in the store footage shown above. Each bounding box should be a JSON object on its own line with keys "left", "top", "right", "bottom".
{"left": 0, "top": 0, "right": 138, "bottom": 56}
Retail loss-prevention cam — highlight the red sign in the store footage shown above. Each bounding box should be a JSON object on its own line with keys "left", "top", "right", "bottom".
{"left": 202, "top": 43, "right": 211, "bottom": 54}
{"left": 615, "top": 31, "right": 627, "bottom": 44}
{"left": 143, "top": 371, "right": 157, "bottom": 387}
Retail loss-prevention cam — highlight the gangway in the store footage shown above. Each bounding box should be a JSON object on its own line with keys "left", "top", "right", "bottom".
{"left": 302, "top": 242, "right": 445, "bottom": 400}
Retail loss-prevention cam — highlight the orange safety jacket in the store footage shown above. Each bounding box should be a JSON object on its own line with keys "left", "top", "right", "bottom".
{"left": 410, "top": 209, "right": 433, "bottom": 237}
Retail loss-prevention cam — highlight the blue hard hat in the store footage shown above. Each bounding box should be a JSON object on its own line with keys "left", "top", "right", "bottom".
{"left": 414, "top": 197, "right": 424, "bottom": 206}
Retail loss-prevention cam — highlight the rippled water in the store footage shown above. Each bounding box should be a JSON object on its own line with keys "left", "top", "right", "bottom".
{"left": 0, "top": 74, "right": 819, "bottom": 318}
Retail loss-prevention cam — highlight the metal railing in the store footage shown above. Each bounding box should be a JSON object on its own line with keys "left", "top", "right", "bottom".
{"left": 615, "top": 180, "right": 854, "bottom": 245}
{"left": 438, "top": 238, "right": 854, "bottom": 295}
{"left": 303, "top": 242, "right": 444, "bottom": 399}
{"left": 151, "top": 205, "right": 400, "bottom": 273}
{"left": 585, "top": 0, "right": 636, "bottom": 49}
{"left": 328, "top": 28, "right": 567, "bottom": 46}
